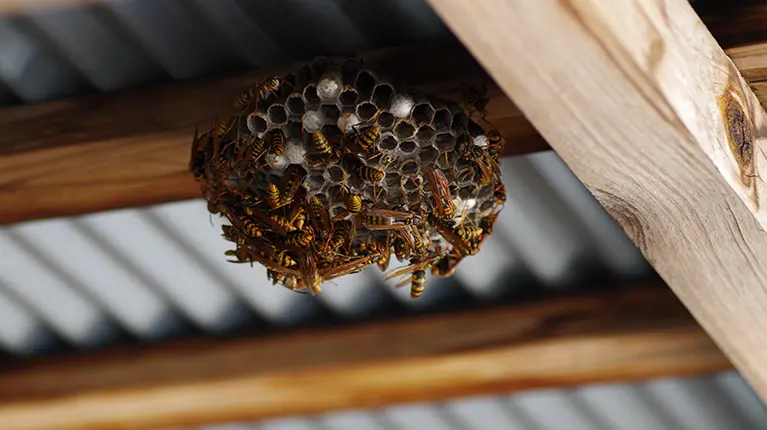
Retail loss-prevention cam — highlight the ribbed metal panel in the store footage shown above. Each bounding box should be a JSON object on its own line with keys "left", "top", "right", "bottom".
{"left": 0, "top": 0, "right": 762, "bottom": 428}
{"left": 0, "top": 151, "right": 652, "bottom": 353}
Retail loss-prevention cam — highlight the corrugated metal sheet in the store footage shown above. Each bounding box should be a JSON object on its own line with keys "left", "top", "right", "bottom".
{"left": 0, "top": 0, "right": 763, "bottom": 428}
{"left": 0, "top": 152, "right": 653, "bottom": 354}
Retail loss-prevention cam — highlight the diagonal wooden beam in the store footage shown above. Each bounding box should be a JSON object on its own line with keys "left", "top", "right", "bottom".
{"left": 425, "top": 0, "right": 767, "bottom": 400}
{"left": 0, "top": 285, "right": 729, "bottom": 430}
{"left": 2, "top": 6, "right": 767, "bottom": 225}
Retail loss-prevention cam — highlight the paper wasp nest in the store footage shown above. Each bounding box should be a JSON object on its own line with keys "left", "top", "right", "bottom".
{"left": 191, "top": 57, "right": 506, "bottom": 297}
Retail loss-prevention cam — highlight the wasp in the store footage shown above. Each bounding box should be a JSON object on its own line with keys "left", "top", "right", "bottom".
{"left": 267, "top": 213, "right": 298, "bottom": 233}
{"left": 268, "top": 128, "right": 286, "bottom": 157}
{"left": 256, "top": 76, "right": 285, "bottom": 102}
{"left": 226, "top": 210, "right": 263, "bottom": 239}
{"left": 360, "top": 165, "right": 384, "bottom": 183}
{"left": 320, "top": 253, "right": 380, "bottom": 281}
{"left": 393, "top": 235, "right": 410, "bottom": 261}
{"left": 480, "top": 210, "right": 500, "bottom": 235}
{"left": 465, "top": 145, "right": 500, "bottom": 187}
{"left": 345, "top": 192, "right": 363, "bottom": 213}
{"left": 312, "top": 129, "right": 334, "bottom": 157}
{"left": 278, "top": 164, "right": 308, "bottom": 207}
{"left": 456, "top": 82, "right": 489, "bottom": 120}
{"left": 375, "top": 238, "right": 392, "bottom": 272}
{"left": 190, "top": 127, "right": 213, "bottom": 180}
{"left": 308, "top": 195, "right": 330, "bottom": 233}
{"left": 457, "top": 226, "right": 483, "bottom": 242}
{"left": 298, "top": 251, "right": 322, "bottom": 294}
{"left": 291, "top": 209, "right": 306, "bottom": 231}
{"left": 326, "top": 219, "right": 353, "bottom": 254}
{"left": 284, "top": 227, "right": 314, "bottom": 248}
{"left": 243, "top": 205, "right": 292, "bottom": 236}
{"left": 216, "top": 117, "right": 236, "bottom": 137}
{"left": 429, "top": 215, "right": 473, "bottom": 256}
{"left": 225, "top": 248, "right": 254, "bottom": 264}
{"left": 494, "top": 183, "right": 507, "bottom": 205}
{"left": 221, "top": 224, "right": 247, "bottom": 248}
{"left": 349, "top": 123, "right": 381, "bottom": 153}
{"left": 267, "top": 269, "right": 285, "bottom": 286}
{"left": 359, "top": 208, "right": 417, "bottom": 231}
{"left": 236, "top": 136, "right": 268, "bottom": 176}
{"left": 424, "top": 168, "right": 457, "bottom": 221}
{"left": 431, "top": 252, "right": 463, "bottom": 277}
{"left": 486, "top": 128, "right": 504, "bottom": 157}
{"left": 386, "top": 254, "right": 442, "bottom": 299}
{"left": 264, "top": 183, "right": 282, "bottom": 209}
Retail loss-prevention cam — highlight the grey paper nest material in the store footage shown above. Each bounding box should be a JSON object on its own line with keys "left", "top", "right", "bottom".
{"left": 190, "top": 56, "right": 507, "bottom": 297}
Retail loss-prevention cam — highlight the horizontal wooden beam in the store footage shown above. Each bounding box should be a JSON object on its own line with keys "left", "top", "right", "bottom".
{"left": 0, "top": 285, "right": 728, "bottom": 430}
{"left": 1, "top": 6, "right": 767, "bottom": 225}
{"left": 425, "top": 0, "right": 767, "bottom": 403}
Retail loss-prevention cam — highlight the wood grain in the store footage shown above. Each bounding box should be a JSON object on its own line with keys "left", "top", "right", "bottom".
{"left": 426, "top": 0, "right": 767, "bottom": 401}
{"left": 1, "top": 6, "right": 766, "bottom": 225}
{"left": 0, "top": 285, "right": 728, "bottom": 429}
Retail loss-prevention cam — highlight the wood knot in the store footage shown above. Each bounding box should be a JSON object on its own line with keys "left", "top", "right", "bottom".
{"left": 719, "top": 88, "right": 756, "bottom": 181}
{"left": 718, "top": 84, "right": 759, "bottom": 209}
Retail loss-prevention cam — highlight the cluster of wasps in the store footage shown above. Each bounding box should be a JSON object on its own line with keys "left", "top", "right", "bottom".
{"left": 190, "top": 63, "right": 506, "bottom": 298}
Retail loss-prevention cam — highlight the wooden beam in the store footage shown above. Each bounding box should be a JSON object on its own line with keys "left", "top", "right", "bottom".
{"left": 0, "top": 285, "right": 728, "bottom": 430}
{"left": 0, "top": 42, "right": 544, "bottom": 225}
{"left": 425, "top": 0, "right": 767, "bottom": 401}
{"left": 1, "top": 5, "right": 767, "bottom": 225}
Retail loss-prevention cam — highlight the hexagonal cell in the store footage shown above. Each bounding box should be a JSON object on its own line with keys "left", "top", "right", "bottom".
{"left": 302, "top": 111, "right": 323, "bottom": 133}
{"left": 378, "top": 134, "right": 398, "bottom": 151}
{"left": 459, "top": 185, "right": 476, "bottom": 199}
{"left": 327, "top": 184, "right": 342, "bottom": 202}
{"left": 310, "top": 56, "right": 330, "bottom": 80}
{"left": 318, "top": 72, "right": 342, "bottom": 101}
{"left": 394, "top": 120, "right": 416, "bottom": 140}
{"left": 386, "top": 188, "right": 405, "bottom": 205}
{"left": 283, "top": 121, "right": 302, "bottom": 139}
{"left": 247, "top": 114, "right": 268, "bottom": 135}
{"left": 378, "top": 112, "right": 396, "bottom": 129}
{"left": 416, "top": 125, "right": 436, "bottom": 143}
{"left": 340, "top": 87, "right": 359, "bottom": 106}
{"left": 455, "top": 132, "right": 473, "bottom": 150}
{"left": 412, "top": 103, "right": 435, "bottom": 126}
{"left": 325, "top": 166, "right": 345, "bottom": 184}
{"left": 452, "top": 112, "right": 469, "bottom": 132}
{"left": 391, "top": 93, "right": 415, "bottom": 118}
{"left": 478, "top": 184, "right": 494, "bottom": 199}
{"left": 308, "top": 173, "right": 325, "bottom": 188}
{"left": 286, "top": 95, "right": 305, "bottom": 116}
{"left": 401, "top": 160, "right": 419, "bottom": 175}
{"left": 479, "top": 200, "right": 495, "bottom": 212}
{"left": 435, "top": 132, "right": 455, "bottom": 151}
{"left": 419, "top": 146, "right": 439, "bottom": 164}
{"left": 337, "top": 112, "right": 361, "bottom": 133}
{"left": 436, "top": 150, "right": 459, "bottom": 169}
{"left": 384, "top": 172, "right": 401, "bottom": 188}
{"left": 457, "top": 167, "right": 476, "bottom": 184}
{"left": 403, "top": 176, "right": 421, "bottom": 192}
{"left": 303, "top": 85, "right": 320, "bottom": 105}
{"left": 320, "top": 104, "right": 341, "bottom": 124}
{"left": 355, "top": 71, "right": 376, "bottom": 98}
{"left": 433, "top": 109, "right": 452, "bottom": 131}
{"left": 372, "top": 84, "right": 394, "bottom": 110}
{"left": 399, "top": 140, "right": 418, "bottom": 154}
{"left": 356, "top": 102, "right": 379, "bottom": 122}
{"left": 347, "top": 175, "right": 365, "bottom": 189}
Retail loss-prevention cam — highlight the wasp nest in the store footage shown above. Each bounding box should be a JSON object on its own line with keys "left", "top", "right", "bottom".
{"left": 191, "top": 57, "right": 506, "bottom": 297}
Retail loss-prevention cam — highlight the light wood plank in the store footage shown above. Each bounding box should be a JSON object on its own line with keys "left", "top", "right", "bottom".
{"left": 0, "top": 286, "right": 728, "bottom": 429}
{"left": 426, "top": 0, "right": 767, "bottom": 400}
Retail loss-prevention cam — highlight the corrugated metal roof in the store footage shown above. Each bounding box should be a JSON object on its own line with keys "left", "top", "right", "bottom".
{"left": 0, "top": 0, "right": 762, "bottom": 428}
